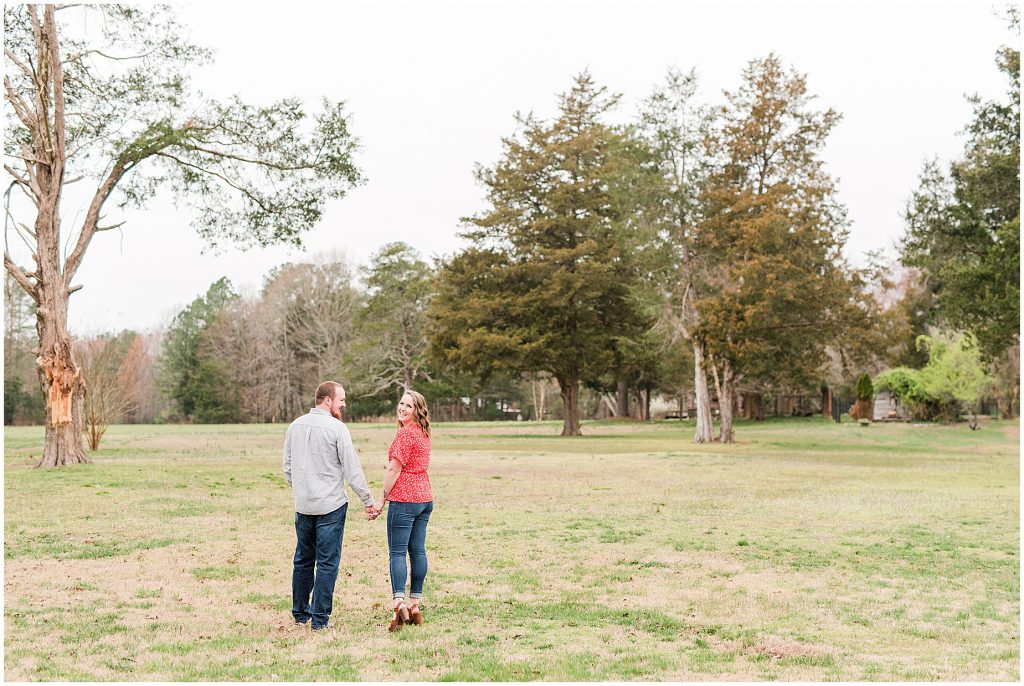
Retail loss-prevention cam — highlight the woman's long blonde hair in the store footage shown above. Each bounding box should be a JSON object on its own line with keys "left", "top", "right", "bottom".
{"left": 399, "top": 389, "right": 431, "bottom": 438}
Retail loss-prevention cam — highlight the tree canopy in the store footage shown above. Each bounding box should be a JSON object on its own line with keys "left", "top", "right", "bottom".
{"left": 159, "top": 277, "right": 240, "bottom": 423}
{"left": 901, "top": 23, "right": 1020, "bottom": 363}
{"left": 694, "top": 55, "right": 860, "bottom": 440}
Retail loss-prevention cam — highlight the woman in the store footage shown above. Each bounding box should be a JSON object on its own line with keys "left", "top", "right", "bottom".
{"left": 374, "top": 390, "right": 433, "bottom": 632}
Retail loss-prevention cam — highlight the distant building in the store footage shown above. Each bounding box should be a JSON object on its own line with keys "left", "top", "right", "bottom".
{"left": 873, "top": 389, "right": 910, "bottom": 421}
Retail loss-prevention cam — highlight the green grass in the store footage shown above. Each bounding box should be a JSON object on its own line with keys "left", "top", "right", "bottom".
{"left": 3, "top": 417, "right": 1019, "bottom": 680}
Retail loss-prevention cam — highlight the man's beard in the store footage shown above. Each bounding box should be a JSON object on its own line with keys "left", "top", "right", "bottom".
{"left": 331, "top": 406, "right": 344, "bottom": 421}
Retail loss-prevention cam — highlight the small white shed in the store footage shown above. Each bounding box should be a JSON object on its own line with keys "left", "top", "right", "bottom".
{"left": 873, "top": 389, "right": 909, "bottom": 421}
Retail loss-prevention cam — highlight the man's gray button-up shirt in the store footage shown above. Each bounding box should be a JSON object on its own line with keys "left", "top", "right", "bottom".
{"left": 283, "top": 407, "right": 375, "bottom": 515}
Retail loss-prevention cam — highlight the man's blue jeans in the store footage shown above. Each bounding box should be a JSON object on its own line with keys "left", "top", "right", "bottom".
{"left": 387, "top": 500, "right": 433, "bottom": 599}
{"left": 292, "top": 503, "right": 347, "bottom": 629}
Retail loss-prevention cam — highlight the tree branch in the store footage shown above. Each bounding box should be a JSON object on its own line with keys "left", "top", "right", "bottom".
{"left": 4, "top": 46, "right": 35, "bottom": 80}
{"left": 44, "top": 6, "right": 67, "bottom": 186}
{"left": 4, "top": 202, "right": 38, "bottom": 240}
{"left": 63, "top": 157, "right": 127, "bottom": 283}
{"left": 154, "top": 151, "right": 273, "bottom": 212}
{"left": 63, "top": 46, "right": 160, "bottom": 64}
{"left": 4, "top": 251, "right": 39, "bottom": 302}
{"left": 65, "top": 117, "right": 134, "bottom": 158}
{"left": 184, "top": 143, "right": 315, "bottom": 172}
{"left": 62, "top": 113, "right": 274, "bottom": 283}
{"left": 26, "top": 6, "right": 53, "bottom": 161}
{"left": 4, "top": 75, "right": 37, "bottom": 129}
{"left": 9, "top": 151, "right": 45, "bottom": 207}
{"left": 4, "top": 164, "right": 33, "bottom": 189}
{"left": 4, "top": 151, "right": 48, "bottom": 165}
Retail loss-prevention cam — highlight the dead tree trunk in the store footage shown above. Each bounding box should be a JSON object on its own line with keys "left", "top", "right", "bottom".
{"left": 14, "top": 6, "right": 90, "bottom": 467}
{"left": 34, "top": 205, "right": 90, "bottom": 466}
{"left": 693, "top": 340, "right": 714, "bottom": 443}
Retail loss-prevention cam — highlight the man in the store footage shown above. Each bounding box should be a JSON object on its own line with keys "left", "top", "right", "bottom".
{"left": 284, "top": 381, "right": 377, "bottom": 631}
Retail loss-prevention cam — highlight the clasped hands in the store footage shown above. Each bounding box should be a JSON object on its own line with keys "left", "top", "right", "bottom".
{"left": 365, "top": 500, "right": 385, "bottom": 520}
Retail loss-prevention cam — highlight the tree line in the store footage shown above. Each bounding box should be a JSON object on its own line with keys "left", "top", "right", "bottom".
{"left": 4, "top": 5, "right": 1017, "bottom": 462}
{"left": 7, "top": 36, "right": 1019, "bottom": 445}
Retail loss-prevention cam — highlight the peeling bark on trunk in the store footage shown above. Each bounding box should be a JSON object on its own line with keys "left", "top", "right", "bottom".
{"left": 556, "top": 372, "right": 582, "bottom": 436}
{"left": 36, "top": 329, "right": 89, "bottom": 468}
{"left": 36, "top": 221, "right": 90, "bottom": 466}
{"left": 7, "top": 6, "right": 90, "bottom": 468}
{"left": 718, "top": 358, "right": 736, "bottom": 444}
{"left": 693, "top": 340, "right": 714, "bottom": 443}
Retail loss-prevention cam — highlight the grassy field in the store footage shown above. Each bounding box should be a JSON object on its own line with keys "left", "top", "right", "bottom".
{"left": 3, "top": 417, "right": 1019, "bottom": 681}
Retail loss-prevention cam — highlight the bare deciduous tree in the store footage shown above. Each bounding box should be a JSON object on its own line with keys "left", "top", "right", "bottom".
{"left": 4, "top": 5, "right": 362, "bottom": 466}
{"left": 637, "top": 68, "right": 718, "bottom": 443}
{"left": 76, "top": 332, "right": 148, "bottom": 450}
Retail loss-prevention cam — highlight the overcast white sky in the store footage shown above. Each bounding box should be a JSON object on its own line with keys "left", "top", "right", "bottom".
{"left": 8, "top": 1, "right": 1015, "bottom": 333}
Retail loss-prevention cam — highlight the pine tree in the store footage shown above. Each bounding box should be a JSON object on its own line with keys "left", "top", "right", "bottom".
{"left": 429, "top": 73, "right": 636, "bottom": 436}
{"left": 697, "top": 55, "right": 854, "bottom": 442}
{"left": 902, "top": 18, "right": 1019, "bottom": 363}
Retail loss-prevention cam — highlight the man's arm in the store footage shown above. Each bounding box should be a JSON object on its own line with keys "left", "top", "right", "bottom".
{"left": 283, "top": 425, "right": 293, "bottom": 486}
{"left": 337, "top": 426, "right": 375, "bottom": 508}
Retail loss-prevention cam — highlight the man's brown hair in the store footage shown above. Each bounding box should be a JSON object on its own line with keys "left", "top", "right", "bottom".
{"left": 315, "top": 381, "right": 343, "bottom": 406}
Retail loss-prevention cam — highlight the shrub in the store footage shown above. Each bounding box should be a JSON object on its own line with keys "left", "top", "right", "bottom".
{"left": 850, "top": 373, "right": 875, "bottom": 421}
{"left": 875, "top": 332, "right": 993, "bottom": 422}
{"left": 855, "top": 373, "right": 874, "bottom": 401}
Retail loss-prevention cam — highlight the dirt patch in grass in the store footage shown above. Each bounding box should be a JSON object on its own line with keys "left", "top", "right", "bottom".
{"left": 746, "top": 634, "right": 830, "bottom": 660}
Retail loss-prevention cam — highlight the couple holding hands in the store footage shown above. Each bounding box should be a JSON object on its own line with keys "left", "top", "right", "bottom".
{"left": 283, "top": 381, "right": 434, "bottom": 633}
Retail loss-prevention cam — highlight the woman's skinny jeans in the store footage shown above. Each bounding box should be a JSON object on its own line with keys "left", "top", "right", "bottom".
{"left": 386, "top": 500, "right": 433, "bottom": 600}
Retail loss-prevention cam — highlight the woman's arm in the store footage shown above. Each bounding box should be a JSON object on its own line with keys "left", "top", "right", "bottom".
{"left": 375, "top": 458, "right": 403, "bottom": 511}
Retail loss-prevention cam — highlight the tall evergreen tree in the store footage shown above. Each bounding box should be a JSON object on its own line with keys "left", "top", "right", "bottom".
{"left": 901, "top": 17, "right": 1019, "bottom": 364}
{"left": 350, "top": 243, "right": 434, "bottom": 397}
{"left": 4, "top": 272, "right": 42, "bottom": 424}
{"left": 697, "top": 55, "right": 854, "bottom": 442}
{"left": 159, "top": 278, "right": 239, "bottom": 422}
{"left": 429, "top": 73, "right": 636, "bottom": 435}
